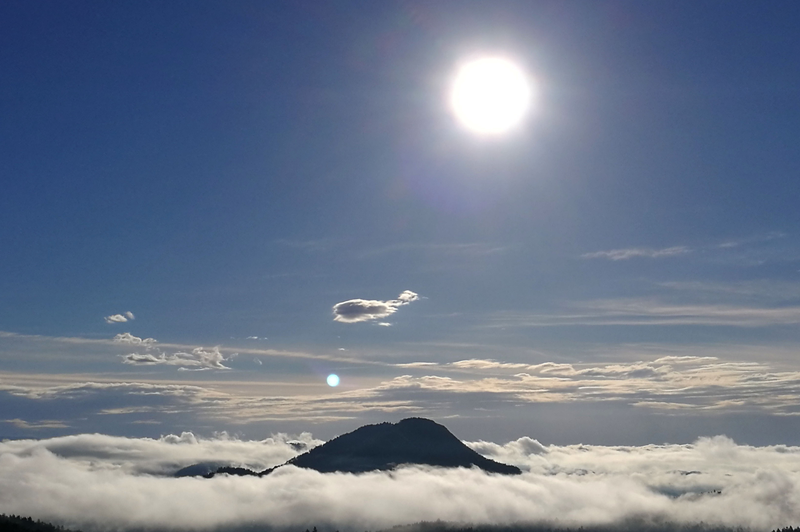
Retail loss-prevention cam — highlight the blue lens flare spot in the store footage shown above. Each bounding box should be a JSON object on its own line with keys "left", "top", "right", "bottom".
{"left": 327, "top": 374, "right": 340, "bottom": 387}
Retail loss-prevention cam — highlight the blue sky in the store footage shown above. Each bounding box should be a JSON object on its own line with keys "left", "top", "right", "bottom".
{"left": 2, "top": 1, "right": 800, "bottom": 445}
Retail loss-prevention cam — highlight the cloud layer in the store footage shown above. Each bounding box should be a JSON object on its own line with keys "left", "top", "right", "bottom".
{"left": 2, "top": 432, "right": 800, "bottom": 531}
{"left": 333, "top": 290, "right": 420, "bottom": 323}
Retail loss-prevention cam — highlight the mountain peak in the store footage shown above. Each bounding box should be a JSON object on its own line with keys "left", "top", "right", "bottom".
{"left": 205, "top": 417, "right": 521, "bottom": 477}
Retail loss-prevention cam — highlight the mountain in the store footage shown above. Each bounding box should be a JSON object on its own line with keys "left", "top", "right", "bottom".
{"left": 203, "top": 417, "right": 521, "bottom": 477}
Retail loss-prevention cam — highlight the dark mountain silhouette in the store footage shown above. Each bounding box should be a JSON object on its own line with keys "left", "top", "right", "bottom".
{"left": 203, "top": 417, "right": 521, "bottom": 477}
{"left": 174, "top": 461, "right": 233, "bottom": 477}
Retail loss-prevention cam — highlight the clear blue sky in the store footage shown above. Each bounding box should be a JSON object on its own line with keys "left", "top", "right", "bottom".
{"left": 2, "top": 0, "right": 800, "bottom": 444}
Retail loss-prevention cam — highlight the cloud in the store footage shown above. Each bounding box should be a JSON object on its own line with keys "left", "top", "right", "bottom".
{"left": 122, "top": 347, "right": 230, "bottom": 370}
{"left": 0, "top": 431, "right": 320, "bottom": 476}
{"left": 582, "top": 246, "right": 691, "bottom": 261}
{"left": 491, "top": 299, "right": 800, "bottom": 328}
{"left": 113, "top": 332, "right": 156, "bottom": 347}
{"left": 333, "top": 290, "right": 420, "bottom": 323}
{"left": 373, "top": 355, "right": 800, "bottom": 416}
{"left": 114, "top": 333, "right": 230, "bottom": 370}
{"left": 2, "top": 418, "right": 69, "bottom": 430}
{"left": 8, "top": 350, "right": 800, "bottom": 430}
{"left": 2, "top": 432, "right": 800, "bottom": 531}
{"left": 104, "top": 311, "right": 135, "bottom": 324}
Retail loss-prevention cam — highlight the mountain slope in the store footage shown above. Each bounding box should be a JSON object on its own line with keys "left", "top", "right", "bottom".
{"left": 206, "top": 417, "right": 521, "bottom": 477}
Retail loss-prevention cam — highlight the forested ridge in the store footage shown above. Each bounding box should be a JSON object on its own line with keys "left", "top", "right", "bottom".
{"left": 2, "top": 515, "right": 799, "bottom": 532}
{"left": 0, "top": 515, "right": 74, "bottom": 532}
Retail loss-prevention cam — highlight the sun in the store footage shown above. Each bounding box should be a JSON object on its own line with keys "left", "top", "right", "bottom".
{"left": 450, "top": 57, "right": 531, "bottom": 135}
{"left": 326, "top": 374, "right": 340, "bottom": 387}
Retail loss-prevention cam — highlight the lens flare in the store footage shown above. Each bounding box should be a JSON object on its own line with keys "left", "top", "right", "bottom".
{"left": 326, "top": 374, "right": 340, "bottom": 387}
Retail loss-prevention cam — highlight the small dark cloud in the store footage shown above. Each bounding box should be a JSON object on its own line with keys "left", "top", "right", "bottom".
{"left": 333, "top": 290, "right": 420, "bottom": 323}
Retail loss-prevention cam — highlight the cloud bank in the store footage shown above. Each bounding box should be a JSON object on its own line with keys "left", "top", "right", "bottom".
{"left": 2, "top": 432, "right": 800, "bottom": 531}
{"left": 333, "top": 290, "right": 420, "bottom": 323}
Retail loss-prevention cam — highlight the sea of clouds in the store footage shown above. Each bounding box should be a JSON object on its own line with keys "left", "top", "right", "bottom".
{"left": 2, "top": 431, "right": 800, "bottom": 531}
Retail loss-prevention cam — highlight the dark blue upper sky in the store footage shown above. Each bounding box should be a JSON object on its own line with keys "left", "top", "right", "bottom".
{"left": 2, "top": 1, "right": 800, "bottom": 443}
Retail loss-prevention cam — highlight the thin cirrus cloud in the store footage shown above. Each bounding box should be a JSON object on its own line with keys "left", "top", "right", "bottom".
{"left": 332, "top": 290, "right": 420, "bottom": 323}
{"left": 2, "top": 431, "right": 800, "bottom": 531}
{"left": 581, "top": 246, "right": 691, "bottom": 261}
{"left": 104, "top": 311, "right": 135, "bottom": 324}
{"left": 489, "top": 299, "right": 800, "bottom": 328}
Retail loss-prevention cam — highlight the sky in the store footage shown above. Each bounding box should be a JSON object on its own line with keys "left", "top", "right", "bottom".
{"left": 3, "top": 0, "right": 800, "bottom": 451}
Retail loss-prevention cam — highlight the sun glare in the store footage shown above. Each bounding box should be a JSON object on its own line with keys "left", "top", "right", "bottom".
{"left": 327, "top": 373, "right": 340, "bottom": 387}
{"left": 450, "top": 57, "right": 531, "bottom": 135}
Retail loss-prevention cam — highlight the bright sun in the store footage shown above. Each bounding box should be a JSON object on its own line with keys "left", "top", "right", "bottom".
{"left": 450, "top": 57, "right": 531, "bottom": 135}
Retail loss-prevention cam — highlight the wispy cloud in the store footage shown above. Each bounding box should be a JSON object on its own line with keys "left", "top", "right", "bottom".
{"left": 582, "top": 232, "right": 790, "bottom": 264}
{"left": 2, "top": 418, "right": 69, "bottom": 429}
{"left": 0, "top": 330, "right": 394, "bottom": 369}
{"left": 373, "top": 355, "right": 800, "bottom": 415}
{"left": 113, "top": 332, "right": 156, "bottom": 347}
{"left": 6, "top": 349, "right": 800, "bottom": 427}
{"left": 333, "top": 290, "right": 420, "bottom": 324}
{"left": 581, "top": 246, "right": 691, "bottom": 261}
{"left": 104, "top": 311, "right": 135, "bottom": 324}
{"left": 717, "top": 231, "right": 786, "bottom": 249}
{"left": 122, "top": 347, "right": 231, "bottom": 371}
{"left": 489, "top": 299, "right": 800, "bottom": 328}
{"left": 658, "top": 279, "right": 800, "bottom": 303}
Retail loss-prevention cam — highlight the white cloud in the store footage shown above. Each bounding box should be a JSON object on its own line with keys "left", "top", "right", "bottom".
{"left": 114, "top": 334, "right": 231, "bottom": 371}
{"left": 104, "top": 311, "right": 135, "bottom": 324}
{"left": 582, "top": 246, "right": 691, "bottom": 261}
{"left": 122, "top": 347, "right": 230, "bottom": 370}
{"left": 333, "top": 290, "right": 420, "bottom": 323}
{"left": 113, "top": 332, "right": 156, "bottom": 347}
{"left": 2, "top": 432, "right": 800, "bottom": 530}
